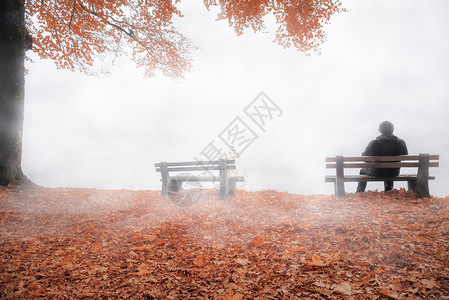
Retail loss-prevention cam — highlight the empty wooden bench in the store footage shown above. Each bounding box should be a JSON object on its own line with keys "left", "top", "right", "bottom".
{"left": 155, "top": 159, "right": 244, "bottom": 200}
{"left": 325, "top": 153, "right": 439, "bottom": 198}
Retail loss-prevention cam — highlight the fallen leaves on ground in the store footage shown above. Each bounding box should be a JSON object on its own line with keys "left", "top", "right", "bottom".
{"left": 0, "top": 186, "right": 448, "bottom": 299}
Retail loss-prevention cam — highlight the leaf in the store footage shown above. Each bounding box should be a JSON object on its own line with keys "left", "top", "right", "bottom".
{"left": 136, "top": 267, "right": 149, "bottom": 275}
{"left": 252, "top": 236, "right": 264, "bottom": 247}
{"left": 235, "top": 258, "right": 249, "bottom": 265}
{"left": 306, "top": 252, "right": 339, "bottom": 267}
{"left": 378, "top": 289, "right": 399, "bottom": 299}
{"left": 332, "top": 282, "right": 352, "bottom": 295}
{"left": 221, "top": 289, "right": 243, "bottom": 300}
{"left": 290, "top": 246, "right": 304, "bottom": 252}
{"left": 193, "top": 255, "right": 207, "bottom": 267}
{"left": 91, "top": 244, "right": 102, "bottom": 251}
{"left": 132, "top": 244, "right": 152, "bottom": 251}
{"left": 422, "top": 279, "right": 440, "bottom": 289}
{"left": 142, "top": 234, "right": 157, "bottom": 241}
{"left": 404, "top": 224, "right": 418, "bottom": 230}
{"left": 414, "top": 236, "right": 431, "bottom": 243}
{"left": 307, "top": 255, "right": 329, "bottom": 267}
{"left": 389, "top": 283, "right": 403, "bottom": 291}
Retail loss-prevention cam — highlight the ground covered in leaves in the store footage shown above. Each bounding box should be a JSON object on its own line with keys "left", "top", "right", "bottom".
{"left": 0, "top": 186, "right": 448, "bottom": 299}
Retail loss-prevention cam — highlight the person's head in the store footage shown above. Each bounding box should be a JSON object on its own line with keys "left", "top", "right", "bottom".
{"left": 379, "top": 121, "right": 394, "bottom": 135}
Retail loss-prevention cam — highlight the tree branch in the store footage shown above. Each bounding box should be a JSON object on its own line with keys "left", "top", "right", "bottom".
{"left": 68, "top": 0, "right": 77, "bottom": 30}
{"left": 75, "top": 1, "right": 169, "bottom": 69}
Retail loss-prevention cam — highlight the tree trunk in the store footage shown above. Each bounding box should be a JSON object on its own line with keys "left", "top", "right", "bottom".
{"left": 0, "top": 0, "right": 32, "bottom": 185}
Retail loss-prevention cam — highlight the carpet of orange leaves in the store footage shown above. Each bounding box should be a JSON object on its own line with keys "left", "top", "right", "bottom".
{"left": 1, "top": 186, "right": 448, "bottom": 299}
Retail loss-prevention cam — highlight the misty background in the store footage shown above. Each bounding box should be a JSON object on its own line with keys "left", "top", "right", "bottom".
{"left": 22, "top": 0, "right": 449, "bottom": 197}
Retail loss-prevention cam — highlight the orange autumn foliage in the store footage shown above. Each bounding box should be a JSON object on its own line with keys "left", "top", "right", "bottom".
{"left": 24, "top": 0, "right": 346, "bottom": 77}
{"left": 1, "top": 186, "right": 448, "bottom": 298}
{"left": 25, "top": 0, "right": 193, "bottom": 77}
{"left": 203, "top": 0, "right": 346, "bottom": 53}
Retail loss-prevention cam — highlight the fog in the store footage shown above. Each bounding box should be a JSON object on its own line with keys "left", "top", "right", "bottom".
{"left": 22, "top": 0, "right": 449, "bottom": 197}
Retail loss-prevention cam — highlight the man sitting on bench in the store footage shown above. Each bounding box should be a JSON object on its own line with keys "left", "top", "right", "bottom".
{"left": 356, "top": 121, "right": 409, "bottom": 193}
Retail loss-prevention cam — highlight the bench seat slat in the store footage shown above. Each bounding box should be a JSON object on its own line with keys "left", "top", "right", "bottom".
{"left": 325, "top": 155, "right": 439, "bottom": 162}
{"left": 155, "top": 160, "right": 235, "bottom": 167}
{"left": 171, "top": 175, "right": 244, "bottom": 182}
{"left": 326, "top": 162, "right": 439, "bottom": 169}
{"left": 325, "top": 175, "right": 435, "bottom": 183}
{"left": 156, "top": 165, "right": 237, "bottom": 172}
{"left": 171, "top": 176, "right": 218, "bottom": 182}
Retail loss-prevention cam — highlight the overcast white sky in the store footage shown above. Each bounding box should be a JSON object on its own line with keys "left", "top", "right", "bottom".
{"left": 22, "top": 0, "right": 449, "bottom": 197}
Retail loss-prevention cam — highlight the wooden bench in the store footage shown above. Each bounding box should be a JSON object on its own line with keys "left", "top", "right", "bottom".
{"left": 325, "top": 154, "right": 439, "bottom": 198}
{"left": 155, "top": 159, "right": 244, "bottom": 200}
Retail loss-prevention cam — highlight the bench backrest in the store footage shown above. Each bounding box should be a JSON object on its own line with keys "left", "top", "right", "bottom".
{"left": 326, "top": 154, "right": 439, "bottom": 169}
{"left": 155, "top": 159, "right": 237, "bottom": 174}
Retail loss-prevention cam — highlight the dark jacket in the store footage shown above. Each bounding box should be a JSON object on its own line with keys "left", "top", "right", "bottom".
{"left": 361, "top": 134, "right": 408, "bottom": 177}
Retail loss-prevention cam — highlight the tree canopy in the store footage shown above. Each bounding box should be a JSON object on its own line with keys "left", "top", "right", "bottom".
{"left": 25, "top": 0, "right": 346, "bottom": 78}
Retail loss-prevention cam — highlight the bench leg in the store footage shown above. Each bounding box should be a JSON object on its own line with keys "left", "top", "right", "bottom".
{"left": 416, "top": 153, "right": 430, "bottom": 197}
{"left": 219, "top": 179, "right": 226, "bottom": 200}
{"left": 416, "top": 179, "right": 430, "bottom": 198}
{"left": 407, "top": 180, "right": 417, "bottom": 193}
{"left": 161, "top": 184, "right": 168, "bottom": 196}
{"left": 219, "top": 184, "right": 228, "bottom": 200}
{"left": 228, "top": 179, "right": 237, "bottom": 196}
{"left": 335, "top": 181, "right": 345, "bottom": 198}
{"left": 408, "top": 179, "right": 430, "bottom": 198}
{"left": 335, "top": 156, "right": 345, "bottom": 198}
{"left": 219, "top": 159, "right": 228, "bottom": 200}
{"left": 160, "top": 162, "right": 169, "bottom": 196}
